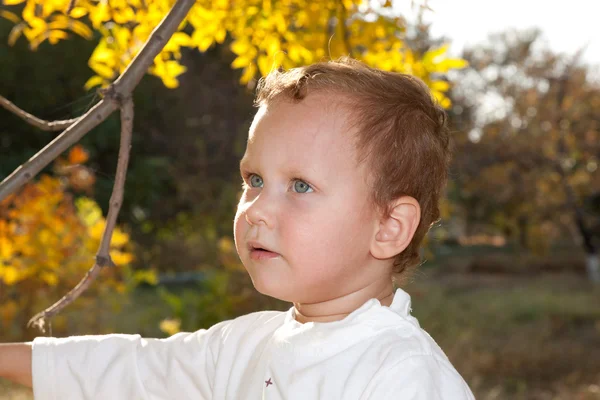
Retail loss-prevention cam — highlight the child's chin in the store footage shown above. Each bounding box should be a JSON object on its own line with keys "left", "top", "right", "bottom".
{"left": 250, "top": 276, "right": 293, "bottom": 302}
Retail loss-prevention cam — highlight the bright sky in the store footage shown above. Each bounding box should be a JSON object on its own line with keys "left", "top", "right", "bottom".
{"left": 396, "top": 0, "right": 600, "bottom": 67}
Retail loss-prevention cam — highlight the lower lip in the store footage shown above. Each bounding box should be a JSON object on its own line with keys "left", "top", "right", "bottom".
{"left": 250, "top": 249, "right": 279, "bottom": 260}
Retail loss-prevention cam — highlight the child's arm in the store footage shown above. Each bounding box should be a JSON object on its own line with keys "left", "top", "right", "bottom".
{"left": 30, "top": 331, "right": 221, "bottom": 400}
{"left": 0, "top": 343, "right": 33, "bottom": 388}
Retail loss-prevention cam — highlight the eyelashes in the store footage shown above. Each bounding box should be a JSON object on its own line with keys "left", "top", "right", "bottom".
{"left": 241, "top": 172, "right": 314, "bottom": 193}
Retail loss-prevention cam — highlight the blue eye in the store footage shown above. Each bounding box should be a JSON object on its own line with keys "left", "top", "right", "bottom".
{"left": 293, "top": 180, "right": 312, "bottom": 193}
{"left": 249, "top": 174, "right": 263, "bottom": 188}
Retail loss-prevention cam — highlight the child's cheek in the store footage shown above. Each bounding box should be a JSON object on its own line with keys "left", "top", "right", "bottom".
{"left": 285, "top": 197, "right": 332, "bottom": 238}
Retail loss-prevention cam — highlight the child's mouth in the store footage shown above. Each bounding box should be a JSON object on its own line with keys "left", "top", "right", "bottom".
{"left": 250, "top": 248, "right": 279, "bottom": 260}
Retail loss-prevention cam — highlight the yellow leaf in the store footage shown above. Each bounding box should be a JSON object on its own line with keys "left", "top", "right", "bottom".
{"left": 40, "top": 271, "right": 59, "bottom": 286}
{"left": 440, "top": 96, "right": 451, "bottom": 109}
{"left": 231, "top": 55, "right": 251, "bottom": 69}
{"left": 431, "top": 80, "right": 450, "bottom": 92}
{"left": 48, "top": 30, "right": 68, "bottom": 45}
{"left": 2, "top": 0, "right": 26, "bottom": 5}
{"left": 342, "top": 0, "right": 355, "bottom": 10}
{"left": 48, "top": 16, "right": 69, "bottom": 31}
{"left": 89, "top": 2, "right": 110, "bottom": 29}
{"left": 159, "top": 318, "right": 181, "bottom": 336}
{"left": 217, "top": 236, "right": 234, "bottom": 254}
{"left": 113, "top": 7, "right": 135, "bottom": 25}
{"left": 69, "top": 7, "right": 88, "bottom": 19}
{"left": 90, "top": 46, "right": 116, "bottom": 65}
{"left": 165, "top": 32, "right": 191, "bottom": 51}
{"left": 215, "top": 28, "right": 227, "bottom": 44}
{"left": 240, "top": 63, "right": 257, "bottom": 84}
{"left": 69, "top": 19, "right": 93, "bottom": 40}
{"left": 114, "top": 27, "right": 132, "bottom": 51}
{"left": 110, "top": 250, "right": 134, "bottom": 265}
{"left": 89, "top": 61, "right": 116, "bottom": 80}
{"left": 423, "top": 44, "right": 449, "bottom": 65}
{"left": 160, "top": 75, "right": 180, "bottom": 89}
{"left": 76, "top": 197, "right": 102, "bottom": 227}
{"left": 0, "top": 235, "right": 13, "bottom": 258}
{"left": 110, "top": 229, "right": 129, "bottom": 247}
{"left": 231, "top": 38, "right": 250, "bottom": 55}
{"left": 0, "top": 266, "right": 20, "bottom": 285}
{"left": 197, "top": 36, "right": 214, "bottom": 52}
{"left": 7, "top": 23, "right": 25, "bottom": 46}
{"left": 165, "top": 60, "right": 187, "bottom": 76}
{"left": 257, "top": 55, "right": 272, "bottom": 76}
{"left": 68, "top": 145, "right": 89, "bottom": 165}
{"left": 432, "top": 90, "right": 452, "bottom": 109}
{"left": 262, "top": 35, "right": 280, "bottom": 56}
{"left": 435, "top": 58, "right": 469, "bottom": 73}
{"left": 0, "top": 10, "right": 20, "bottom": 24}
{"left": 89, "top": 220, "right": 104, "bottom": 240}
{"left": 133, "top": 269, "right": 158, "bottom": 285}
{"left": 84, "top": 75, "right": 106, "bottom": 90}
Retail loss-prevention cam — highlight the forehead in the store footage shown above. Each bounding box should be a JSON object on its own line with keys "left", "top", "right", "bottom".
{"left": 242, "top": 94, "right": 359, "bottom": 170}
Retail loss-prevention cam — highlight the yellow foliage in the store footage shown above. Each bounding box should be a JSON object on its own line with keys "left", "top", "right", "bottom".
{"left": 159, "top": 317, "right": 181, "bottom": 336}
{"left": 68, "top": 144, "right": 90, "bottom": 165}
{"left": 132, "top": 269, "right": 158, "bottom": 285}
{"left": 0, "top": 174, "right": 133, "bottom": 340}
{"left": 0, "top": 10, "right": 20, "bottom": 23}
{"left": 2, "top": 0, "right": 467, "bottom": 106}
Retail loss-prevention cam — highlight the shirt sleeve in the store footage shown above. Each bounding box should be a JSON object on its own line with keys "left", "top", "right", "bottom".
{"left": 32, "top": 322, "right": 228, "bottom": 400}
{"left": 365, "top": 354, "right": 476, "bottom": 400}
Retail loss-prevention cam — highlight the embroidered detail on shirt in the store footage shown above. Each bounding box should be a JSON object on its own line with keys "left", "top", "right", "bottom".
{"left": 265, "top": 378, "right": 273, "bottom": 387}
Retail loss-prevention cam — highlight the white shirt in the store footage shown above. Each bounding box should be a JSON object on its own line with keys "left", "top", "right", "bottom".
{"left": 32, "top": 289, "right": 475, "bottom": 399}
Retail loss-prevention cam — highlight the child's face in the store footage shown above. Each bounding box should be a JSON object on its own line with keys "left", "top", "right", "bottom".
{"left": 234, "top": 94, "right": 383, "bottom": 303}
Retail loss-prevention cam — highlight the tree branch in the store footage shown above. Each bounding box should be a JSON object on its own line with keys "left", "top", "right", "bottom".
{"left": 0, "top": 95, "right": 78, "bottom": 131}
{"left": 339, "top": 2, "right": 354, "bottom": 58}
{"left": 28, "top": 97, "right": 134, "bottom": 332}
{"left": 0, "top": 101, "right": 118, "bottom": 201}
{"left": 0, "top": 0, "right": 197, "bottom": 332}
{"left": 67, "top": 0, "right": 77, "bottom": 14}
{"left": 0, "top": 0, "right": 196, "bottom": 202}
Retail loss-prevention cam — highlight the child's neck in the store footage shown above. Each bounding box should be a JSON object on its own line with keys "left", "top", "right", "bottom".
{"left": 292, "top": 280, "right": 394, "bottom": 324}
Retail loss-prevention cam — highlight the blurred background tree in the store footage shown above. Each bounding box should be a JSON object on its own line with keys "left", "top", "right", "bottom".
{"left": 449, "top": 29, "right": 600, "bottom": 280}
{"left": 0, "top": 146, "right": 135, "bottom": 341}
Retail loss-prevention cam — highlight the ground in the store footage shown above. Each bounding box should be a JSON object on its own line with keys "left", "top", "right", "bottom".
{"left": 2, "top": 270, "right": 599, "bottom": 399}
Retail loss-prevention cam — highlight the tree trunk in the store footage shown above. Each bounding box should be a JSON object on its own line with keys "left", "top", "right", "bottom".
{"left": 574, "top": 210, "right": 600, "bottom": 283}
{"left": 518, "top": 215, "right": 528, "bottom": 249}
{"left": 586, "top": 253, "right": 600, "bottom": 283}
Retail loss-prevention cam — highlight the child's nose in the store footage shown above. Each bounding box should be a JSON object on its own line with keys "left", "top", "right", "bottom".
{"left": 245, "top": 194, "right": 274, "bottom": 228}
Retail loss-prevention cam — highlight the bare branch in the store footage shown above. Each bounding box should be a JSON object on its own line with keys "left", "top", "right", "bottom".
{"left": 0, "top": 0, "right": 196, "bottom": 202}
{"left": 0, "top": 0, "right": 199, "bottom": 331}
{"left": 0, "top": 94, "right": 79, "bottom": 131}
{"left": 67, "top": 0, "right": 77, "bottom": 14}
{"left": 0, "top": 100, "right": 118, "bottom": 201}
{"left": 28, "top": 97, "right": 134, "bottom": 332}
{"left": 339, "top": 3, "right": 354, "bottom": 58}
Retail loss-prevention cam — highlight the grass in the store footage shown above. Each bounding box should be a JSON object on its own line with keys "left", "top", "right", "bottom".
{"left": 2, "top": 270, "right": 600, "bottom": 400}
{"left": 0, "top": 380, "right": 31, "bottom": 400}
{"left": 406, "top": 271, "right": 600, "bottom": 400}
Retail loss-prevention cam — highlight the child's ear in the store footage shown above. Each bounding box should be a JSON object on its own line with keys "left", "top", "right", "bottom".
{"left": 370, "top": 196, "right": 421, "bottom": 260}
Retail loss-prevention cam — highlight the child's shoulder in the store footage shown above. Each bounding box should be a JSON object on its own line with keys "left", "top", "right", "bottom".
{"left": 366, "top": 291, "right": 451, "bottom": 362}
{"left": 360, "top": 302, "right": 474, "bottom": 398}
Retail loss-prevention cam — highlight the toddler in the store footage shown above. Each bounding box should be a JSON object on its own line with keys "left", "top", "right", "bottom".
{"left": 0, "top": 58, "right": 475, "bottom": 399}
